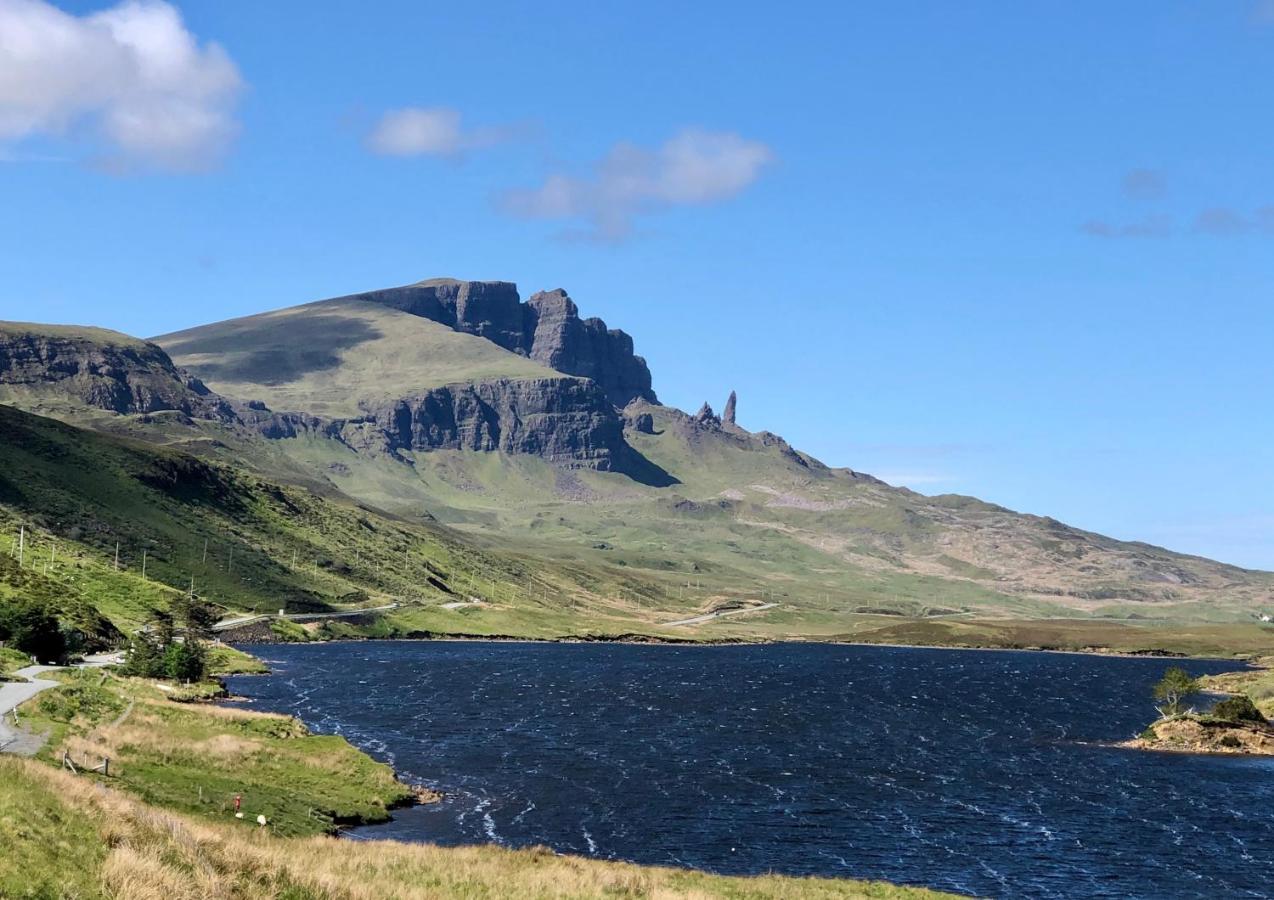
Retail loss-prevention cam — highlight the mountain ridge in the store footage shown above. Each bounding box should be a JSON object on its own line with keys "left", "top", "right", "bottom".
{"left": 1, "top": 277, "right": 1269, "bottom": 635}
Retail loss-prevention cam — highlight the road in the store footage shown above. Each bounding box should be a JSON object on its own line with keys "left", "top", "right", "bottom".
{"left": 663, "top": 602, "right": 778, "bottom": 628}
{"left": 212, "top": 603, "right": 400, "bottom": 632}
{"left": 0, "top": 653, "right": 121, "bottom": 756}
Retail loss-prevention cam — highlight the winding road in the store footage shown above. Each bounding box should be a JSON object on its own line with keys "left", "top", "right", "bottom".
{"left": 0, "top": 653, "right": 121, "bottom": 755}
{"left": 663, "top": 602, "right": 778, "bottom": 627}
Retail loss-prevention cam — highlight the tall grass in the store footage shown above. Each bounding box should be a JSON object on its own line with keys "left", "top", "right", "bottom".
{"left": 1, "top": 758, "right": 958, "bottom": 899}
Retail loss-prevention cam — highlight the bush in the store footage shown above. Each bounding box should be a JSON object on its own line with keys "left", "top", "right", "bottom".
{"left": 0, "top": 601, "right": 66, "bottom": 663}
{"left": 1211, "top": 695, "right": 1267, "bottom": 724}
{"left": 1219, "top": 734, "right": 1242, "bottom": 748}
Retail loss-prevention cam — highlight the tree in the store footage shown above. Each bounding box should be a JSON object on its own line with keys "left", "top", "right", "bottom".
{"left": 163, "top": 640, "right": 206, "bottom": 683}
{"left": 121, "top": 634, "right": 166, "bottom": 678}
{"left": 149, "top": 609, "right": 175, "bottom": 647}
{"left": 0, "top": 601, "right": 66, "bottom": 663}
{"left": 171, "top": 596, "right": 218, "bottom": 641}
{"left": 1153, "top": 667, "right": 1199, "bottom": 717}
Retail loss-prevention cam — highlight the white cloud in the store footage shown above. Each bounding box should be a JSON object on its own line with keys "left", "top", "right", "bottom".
{"left": 502, "top": 128, "right": 774, "bottom": 240}
{"left": 0, "top": 0, "right": 243, "bottom": 172}
{"left": 365, "top": 106, "right": 515, "bottom": 158}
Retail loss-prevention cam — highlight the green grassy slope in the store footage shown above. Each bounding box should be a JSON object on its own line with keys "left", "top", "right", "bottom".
{"left": 155, "top": 298, "right": 559, "bottom": 417}
{"left": 3, "top": 404, "right": 1273, "bottom": 654}
{"left": 258, "top": 400, "right": 1273, "bottom": 631}
{"left": 0, "top": 320, "right": 150, "bottom": 347}
{"left": 0, "top": 404, "right": 726, "bottom": 643}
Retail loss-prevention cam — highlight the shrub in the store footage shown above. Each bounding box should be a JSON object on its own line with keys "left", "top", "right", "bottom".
{"left": 1219, "top": 734, "right": 1242, "bottom": 748}
{"left": 0, "top": 601, "right": 66, "bottom": 663}
{"left": 1211, "top": 695, "right": 1267, "bottom": 724}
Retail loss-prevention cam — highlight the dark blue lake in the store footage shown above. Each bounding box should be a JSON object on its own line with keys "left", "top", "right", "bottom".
{"left": 226, "top": 641, "right": 1274, "bottom": 898}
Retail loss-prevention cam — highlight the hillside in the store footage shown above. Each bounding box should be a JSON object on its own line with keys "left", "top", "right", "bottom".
{"left": 0, "top": 404, "right": 710, "bottom": 645}
{"left": 155, "top": 296, "right": 560, "bottom": 418}
{"left": 1, "top": 278, "right": 1270, "bottom": 644}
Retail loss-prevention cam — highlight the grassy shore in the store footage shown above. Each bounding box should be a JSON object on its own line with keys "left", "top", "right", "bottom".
{"left": 20, "top": 668, "right": 413, "bottom": 837}
{"left": 2, "top": 670, "right": 961, "bottom": 899}
{"left": 0, "top": 757, "right": 957, "bottom": 900}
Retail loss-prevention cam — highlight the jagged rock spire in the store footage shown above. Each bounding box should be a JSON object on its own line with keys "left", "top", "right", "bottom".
{"left": 723, "top": 390, "right": 737, "bottom": 426}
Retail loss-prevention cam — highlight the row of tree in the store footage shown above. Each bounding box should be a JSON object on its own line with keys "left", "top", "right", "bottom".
{"left": 120, "top": 595, "right": 218, "bottom": 682}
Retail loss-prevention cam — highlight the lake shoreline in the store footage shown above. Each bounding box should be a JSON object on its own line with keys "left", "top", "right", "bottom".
{"left": 227, "top": 631, "right": 1261, "bottom": 664}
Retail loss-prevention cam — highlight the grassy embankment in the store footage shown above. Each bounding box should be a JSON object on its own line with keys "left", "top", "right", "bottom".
{"left": 0, "top": 646, "right": 29, "bottom": 679}
{"left": 1199, "top": 658, "right": 1274, "bottom": 714}
{"left": 1, "top": 668, "right": 958, "bottom": 899}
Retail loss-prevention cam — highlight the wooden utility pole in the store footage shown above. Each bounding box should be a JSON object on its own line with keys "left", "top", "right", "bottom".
{"left": 17, "top": 525, "right": 23, "bottom": 567}
{"left": 114, "top": 542, "right": 120, "bottom": 571}
{"left": 202, "top": 539, "right": 208, "bottom": 566}
{"left": 141, "top": 549, "right": 147, "bottom": 581}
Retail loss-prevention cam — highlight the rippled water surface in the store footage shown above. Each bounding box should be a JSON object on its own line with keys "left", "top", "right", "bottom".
{"left": 226, "top": 641, "right": 1274, "bottom": 898}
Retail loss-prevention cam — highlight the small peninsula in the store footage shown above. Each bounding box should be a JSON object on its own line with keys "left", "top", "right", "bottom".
{"left": 1121, "top": 662, "right": 1274, "bottom": 756}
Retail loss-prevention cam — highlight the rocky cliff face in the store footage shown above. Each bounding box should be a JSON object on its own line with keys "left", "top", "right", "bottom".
{"left": 524, "top": 289, "right": 655, "bottom": 408}
{"left": 373, "top": 377, "right": 626, "bottom": 465}
{"left": 0, "top": 328, "right": 236, "bottom": 421}
{"left": 262, "top": 376, "right": 644, "bottom": 473}
{"left": 329, "top": 279, "right": 657, "bottom": 408}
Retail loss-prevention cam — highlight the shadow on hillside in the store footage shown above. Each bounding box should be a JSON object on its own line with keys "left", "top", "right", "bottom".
{"left": 614, "top": 445, "right": 679, "bottom": 488}
{"left": 162, "top": 312, "right": 382, "bottom": 387}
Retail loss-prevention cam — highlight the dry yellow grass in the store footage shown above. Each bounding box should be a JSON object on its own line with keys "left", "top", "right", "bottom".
{"left": 2, "top": 758, "right": 960, "bottom": 899}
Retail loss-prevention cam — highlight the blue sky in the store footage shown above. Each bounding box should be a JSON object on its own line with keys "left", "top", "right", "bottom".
{"left": 1, "top": 0, "right": 1272, "bottom": 568}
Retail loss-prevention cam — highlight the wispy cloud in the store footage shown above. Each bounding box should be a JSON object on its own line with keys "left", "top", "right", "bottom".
{"left": 1082, "top": 169, "right": 1274, "bottom": 240}
{"left": 1079, "top": 215, "right": 1173, "bottom": 239}
{"left": 1122, "top": 168, "right": 1166, "bottom": 200}
{"left": 1194, "top": 205, "right": 1274, "bottom": 235}
{"left": 501, "top": 128, "right": 774, "bottom": 241}
{"left": 365, "top": 106, "right": 521, "bottom": 158}
{"left": 0, "top": 0, "right": 244, "bottom": 173}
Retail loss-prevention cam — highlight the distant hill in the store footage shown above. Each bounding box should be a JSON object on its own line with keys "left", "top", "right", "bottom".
{"left": 0, "top": 277, "right": 1268, "bottom": 640}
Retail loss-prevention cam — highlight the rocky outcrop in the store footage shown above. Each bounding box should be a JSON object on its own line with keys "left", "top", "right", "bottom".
{"left": 259, "top": 376, "right": 669, "bottom": 477}
{"left": 722, "top": 390, "right": 737, "bottom": 427}
{"left": 372, "top": 377, "right": 626, "bottom": 466}
{"left": 0, "top": 327, "right": 237, "bottom": 422}
{"left": 693, "top": 403, "right": 720, "bottom": 428}
{"left": 1119, "top": 715, "right": 1274, "bottom": 755}
{"left": 523, "top": 289, "right": 655, "bottom": 408}
{"left": 626, "top": 409, "right": 655, "bottom": 434}
{"left": 329, "top": 279, "right": 657, "bottom": 408}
